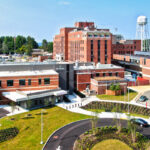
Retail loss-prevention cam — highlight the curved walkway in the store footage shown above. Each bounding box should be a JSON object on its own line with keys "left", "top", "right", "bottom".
{"left": 43, "top": 119, "right": 150, "bottom": 150}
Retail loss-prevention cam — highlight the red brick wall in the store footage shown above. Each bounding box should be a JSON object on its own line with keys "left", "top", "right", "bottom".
{"left": 75, "top": 67, "right": 124, "bottom": 91}
{"left": 0, "top": 74, "right": 59, "bottom": 92}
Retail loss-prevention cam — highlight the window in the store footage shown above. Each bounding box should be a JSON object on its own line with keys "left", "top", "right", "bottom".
{"left": 0, "top": 80, "right": 1, "bottom": 87}
{"left": 39, "top": 79, "right": 42, "bottom": 85}
{"left": 19, "top": 79, "right": 25, "bottom": 86}
{"left": 109, "top": 73, "right": 112, "bottom": 76}
{"left": 28, "top": 79, "right": 31, "bottom": 85}
{"left": 103, "top": 73, "right": 106, "bottom": 77}
{"left": 7, "top": 80, "right": 13, "bottom": 87}
{"left": 91, "top": 74, "right": 93, "bottom": 78}
{"left": 44, "top": 78, "right": 50, "bottom": 85}
{"left": 96, "top": 73, "right": 99, "bottom": 77}
{"left": 144, "top": 58, "right": 146, "bottom": 65}
{"left": 116, "top": 72, "right": 118, "bottom": 76}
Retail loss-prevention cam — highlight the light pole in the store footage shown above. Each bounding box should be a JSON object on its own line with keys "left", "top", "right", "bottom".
{"left": 128, "top": 88, "right": 130, "bottom": 114}
{"left": 40, "top": 109, "right": 44, "bottom": 144}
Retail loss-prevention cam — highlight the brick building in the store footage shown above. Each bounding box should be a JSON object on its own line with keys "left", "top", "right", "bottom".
{"left": 113, "top": 51, "right": 150, "bottom": 82}
{"left": 53, "top": 22, "right": 112, "bottom": 64}
{"left": 0, "top": 70, "right": 67, "bottom": 108}
{"left": 74, "top": 63, "right": 125, "bottom": 92}
{"left": 91, "top": 76, "right": 127, "bottom": 95}
{"left": 112, "top": 35, "right": 141, "bottom": 55}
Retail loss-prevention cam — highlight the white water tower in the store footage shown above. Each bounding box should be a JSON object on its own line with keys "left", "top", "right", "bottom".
{"left": 136, "top": 16, "right": 150, "bottom": 51}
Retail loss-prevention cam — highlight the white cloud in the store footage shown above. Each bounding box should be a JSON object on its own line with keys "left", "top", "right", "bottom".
{"left": 58, "top": 1, "right": 70, "bottom": 5}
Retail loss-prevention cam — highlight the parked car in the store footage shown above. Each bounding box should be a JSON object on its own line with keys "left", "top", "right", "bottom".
{"left": 139, "top": 96, "right": 148, "bottom": 102}
{"left": 130, "top": 118, "right": 149, "bottom": 127}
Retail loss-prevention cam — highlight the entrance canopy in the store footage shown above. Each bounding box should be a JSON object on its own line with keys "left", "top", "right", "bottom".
{"left": 2, "top": 89, "right": 67, "bottom": 102}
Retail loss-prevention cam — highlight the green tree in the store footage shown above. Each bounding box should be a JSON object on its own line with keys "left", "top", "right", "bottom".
{"left": 26, "top": 36, "right": 38, "bottom": 49}
{"left": 115, "top": 83, "right": 121, "bottom": 91}
{"left": 109, "top": 83, "right": 115, "bottom": 91}
{"left": 47, "top": 42, "right": 53, "bottom": 52}
{"left": 42, "top": 39, "right": 48, "bottom": 51}
{"left": 2, "top": 41, "right": 8, "bottom": 54}
{"left": 15, "top": 35, "right": 26, "bottom": 50}
{"left": 10, "top": 102, "right": 16, "bottom": 114}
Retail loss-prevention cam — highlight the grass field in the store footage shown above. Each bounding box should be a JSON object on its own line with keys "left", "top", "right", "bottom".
{"left": 92, "top": 139, "right": 132, "bottom": 150}
{"left": 97, "top": 91, "right": 137, "bottom": 102}
{"left": 0, "top": 106, "right": 90, "bottom": 150}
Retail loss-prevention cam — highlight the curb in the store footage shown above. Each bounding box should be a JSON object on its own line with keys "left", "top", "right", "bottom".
{"left": 42, "top": 119, "right": 90, "bottom": 150}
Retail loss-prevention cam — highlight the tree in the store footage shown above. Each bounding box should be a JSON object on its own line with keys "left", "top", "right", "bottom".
{"left": 15, "top": 35, "right": 26, "bottom": 50}
{"left": 2, "top": 41, "right": 9, "bottom": 54}
{"left": 128, "top": 118, "right": 137, "bottom": 143}
{"left": 26, "top": 36, "right": 38, "bottom": 49}
{"left": 47, "top": 42, "right": 53, "bottom": 52}
{"left": 10, "top": 102, "right": 16, "bottom": 114}
{"left": 113, "top": 106, "right": 122, "bottom": 133}
{"left": 42, "top": 39, "right": 48, "bottom": 51}
{"left": 27, "top": 100, "right": 32, "bottom": 109}
{"left": 109, "top": 83, "right": 115, "bottom": 91}
{"left": 91, "top": 110, "right": 99, "bottom": 135}
{"left": 44, "top": 99, "right": 49, "bottom": 107}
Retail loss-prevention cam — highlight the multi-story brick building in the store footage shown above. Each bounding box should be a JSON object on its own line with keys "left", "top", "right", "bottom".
{"left": 112, "top": 35, "right": 141, "bottom": 55}
{"left": 74, "top": 62, "right": 125, "bottom": 92}
{"left": 53, "top": 22, "right": 112, "bottom": 64}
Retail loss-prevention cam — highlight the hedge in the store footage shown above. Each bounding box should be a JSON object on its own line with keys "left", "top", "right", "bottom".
{"left": 0, "top": 127, "right": 19, "bottom": 143}
{"left": 82, "top": 101, "right": 150, "bottom": 116}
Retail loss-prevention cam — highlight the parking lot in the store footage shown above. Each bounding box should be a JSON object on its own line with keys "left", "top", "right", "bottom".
{"left": 136, "top": 90, "right": 150, "bottom": 107}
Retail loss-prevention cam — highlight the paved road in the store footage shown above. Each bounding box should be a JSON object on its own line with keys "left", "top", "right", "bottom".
{"left": 43, "top": 118, "right": 150, "bottom": 150}
{"left": 0, "top": 108, "right": 9, "bottom": 118}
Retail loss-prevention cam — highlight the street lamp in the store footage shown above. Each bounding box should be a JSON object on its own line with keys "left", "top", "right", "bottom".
{"left": 127, "top": 88, "right": 130, "bottom": 114}
{"left": 40, "top": 109, "right": 45, "bottom": 144}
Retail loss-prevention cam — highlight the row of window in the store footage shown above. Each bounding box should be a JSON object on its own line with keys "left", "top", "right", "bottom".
{"left": 88, "top": 34, "right": 110, "bottom": 38}
{"left": 91, "top": 72, "right": 118, "bottom": 78}
{"left": 0, "top": 78, "right": 50, "bottom": 87}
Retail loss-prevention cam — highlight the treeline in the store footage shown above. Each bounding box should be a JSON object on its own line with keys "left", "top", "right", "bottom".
{"left": 0, "top": 36, "right": 53, "bottom": 55}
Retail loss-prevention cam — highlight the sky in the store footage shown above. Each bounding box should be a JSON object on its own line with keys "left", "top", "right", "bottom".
{"left": 0, "top": 0, "right": 149, "bottom": 42}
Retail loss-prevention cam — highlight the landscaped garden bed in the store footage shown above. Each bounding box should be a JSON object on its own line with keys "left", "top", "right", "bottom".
{"left": 82, "top": 101, "right": 150, "bottom": 117}
{"left": 74, "top": 126, "right": 149, "bottom": 150}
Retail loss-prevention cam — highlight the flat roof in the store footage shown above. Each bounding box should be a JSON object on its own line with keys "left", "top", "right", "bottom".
{"left": 74, "top": 64, "right": 122, "bottom": 70}
{"left": 94, "top": 76, "right": 124, "bottom": 81}
{"left": 0, "top": 70, "right": 58, "bottom": 77}
{"left": 2, "top": 89, "right": 67, "bottom": 102}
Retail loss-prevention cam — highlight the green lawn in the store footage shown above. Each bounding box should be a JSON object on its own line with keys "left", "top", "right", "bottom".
{"left": 0, "top": 106, "right": 90, "bottom": 150}
{"left": 97, "top": 91, "right": 137, "bottom": 102}
{"left": 92, "top": 139, "right": 132, "bottom": 150}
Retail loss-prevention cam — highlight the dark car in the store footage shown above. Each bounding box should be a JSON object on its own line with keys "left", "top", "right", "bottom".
{"left": 130, "top": 118, "right": 149, "bottom": 127}
{"left": 139, "top": 96, "right": 148, "bottom": 102}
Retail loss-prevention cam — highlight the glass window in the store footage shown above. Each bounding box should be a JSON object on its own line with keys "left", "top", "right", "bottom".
{"left": 28, "top": 79, "right": 31, "bottom": 85}
{"left": 109, "top": 73, "right": 112, "bottom": 76}
{"left": 116, "top": 72, "right": 118, "bottom": 76}
{"left": 39, "top": 79, "right": 42, "bottom": 85}
{"left": 0, "top": 80, "right": 1, "bottom": 87}
{"left": 103, "top": 73, "right": 106, "bottom": 77}
{"left": 19, "top": 79, "right": 25, "bottom": 86}
{"left": 44, "top": 78, "right": 50, "bottom": 85}
{"left": 96, "top": 73, "right": 99, "bottom": 77}
{"left": 7, "top": 80, "right": 13, "bottom": 87}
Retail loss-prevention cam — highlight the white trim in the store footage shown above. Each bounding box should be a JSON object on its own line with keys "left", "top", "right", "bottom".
{"left": 142, "top": 74, "right": 150, "bottom": 78}
{"left": 91, "top": 82, "right": 127, "bottom": 87}
{"left": 142, "top": 66, "right": 150, "bottom": 70}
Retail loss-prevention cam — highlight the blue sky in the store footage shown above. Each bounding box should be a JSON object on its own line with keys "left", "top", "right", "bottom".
{"left": 0, "top": 0, "right": 149, "bottom": 42}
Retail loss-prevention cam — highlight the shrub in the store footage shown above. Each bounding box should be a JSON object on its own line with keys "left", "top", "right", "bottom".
{"left": 0, "top": 127, "right": 19, "bottom": 143}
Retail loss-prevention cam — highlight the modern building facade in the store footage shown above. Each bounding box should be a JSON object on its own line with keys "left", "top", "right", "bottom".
{"left": 53, "top": 22, "right": 112, "bottom": 64}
